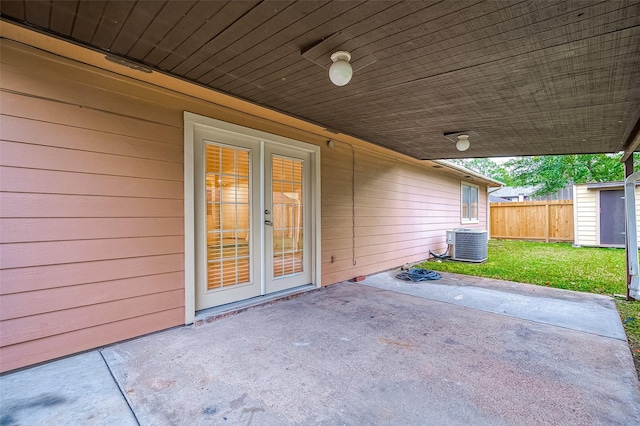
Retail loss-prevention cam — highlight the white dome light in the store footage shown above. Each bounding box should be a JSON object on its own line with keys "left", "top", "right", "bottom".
{"left": 456, "top": 134, "right": 470, "bottom": 151}
{"left": 329, "top": 51, "right": 353, "bottom": 86}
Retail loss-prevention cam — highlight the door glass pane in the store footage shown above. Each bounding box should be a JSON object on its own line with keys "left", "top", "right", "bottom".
{"left": 206, "top": 144, "right": 250, "bottom": 290}
{"left": 272, "top": 156, "right": 304, "bottom": 277}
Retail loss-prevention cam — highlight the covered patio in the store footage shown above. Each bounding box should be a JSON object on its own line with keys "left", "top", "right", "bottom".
{"left": 1, "top": 2, "right": 640, "bottom": 418}
{"left": 2, "top": 271, "right": 638, "bottom": 425}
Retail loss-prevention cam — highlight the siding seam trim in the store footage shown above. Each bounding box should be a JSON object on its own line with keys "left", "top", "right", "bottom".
{"left": 1, "top": 88, "right": 182, "bottom": 130}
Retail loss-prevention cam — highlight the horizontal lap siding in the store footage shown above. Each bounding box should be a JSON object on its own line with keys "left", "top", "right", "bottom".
{"left": 0, "top": 310, "right": 183, "bottom": 373}
{"left": 321, "top": 144, "right": 487, "bottom": 284}
{"left": 0, "top": 39, "right": 490, "bottom": 371}
{"left": 0, "top": 41, "right": 185, "bottom": 372}
{"left": 575, "top": 185, "right": 598, "bottom": 246}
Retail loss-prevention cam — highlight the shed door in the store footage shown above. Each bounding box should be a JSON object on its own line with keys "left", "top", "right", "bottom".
{"left": 600, "top": 189, "right": 625, "bottom": 246}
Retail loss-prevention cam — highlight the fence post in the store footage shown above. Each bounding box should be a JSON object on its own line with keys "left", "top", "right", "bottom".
{"left": 545, "top": 203, "right": 550, "bottom": 243}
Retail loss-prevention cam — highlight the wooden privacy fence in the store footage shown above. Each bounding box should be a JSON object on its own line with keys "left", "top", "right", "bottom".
{"left": 490, "top": 200, "right": 574, "bottom": 242}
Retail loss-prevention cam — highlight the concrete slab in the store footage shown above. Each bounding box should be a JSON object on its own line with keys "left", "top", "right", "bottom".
{"left": 0, "top": 351, "right": 137, "bottom": 426}
{"left": 362, "top": 270, "right": 627, "bottom": 340}
{"left": 101, "top": 279, "right": 640, "bottom": 425}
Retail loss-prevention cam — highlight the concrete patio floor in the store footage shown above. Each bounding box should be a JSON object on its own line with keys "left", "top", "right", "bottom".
{"left": 2, "top": 271, "right": 639, "bottom": 425}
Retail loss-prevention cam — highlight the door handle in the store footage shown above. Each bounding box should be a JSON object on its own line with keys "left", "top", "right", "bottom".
{"left": 265, "top": 220, "right": 272, "bottom": 226}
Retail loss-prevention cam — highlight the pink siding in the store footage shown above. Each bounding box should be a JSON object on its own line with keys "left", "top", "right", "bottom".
{"left": 320, "top": 144, "right": 487, "bottom": 284}
{"left": 0, "top": 41, "right": 185, "bottom": 372}
{"left": 0, "top": 39, "right": 488, "bottom": 372}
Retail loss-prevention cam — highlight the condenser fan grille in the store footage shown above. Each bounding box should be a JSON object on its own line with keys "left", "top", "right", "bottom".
{"left": 449, "top": 229, "right": 488, "bottom": 262}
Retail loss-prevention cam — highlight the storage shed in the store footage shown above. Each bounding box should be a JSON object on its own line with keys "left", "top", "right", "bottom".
{"left": 573, "top": 182, "right": 640, "bottom": 248}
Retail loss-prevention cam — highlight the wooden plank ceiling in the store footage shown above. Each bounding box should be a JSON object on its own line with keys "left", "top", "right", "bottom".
{"left": 2, "top": 0, "right": 639, "bottom": 159}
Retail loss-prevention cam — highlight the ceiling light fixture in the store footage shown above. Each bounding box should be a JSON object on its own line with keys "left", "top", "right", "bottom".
{"left": 329, "top": 51, "right": 353, "bottom": 86}
{"left": 456, "top": 134, "right": 470, "bottom": 151}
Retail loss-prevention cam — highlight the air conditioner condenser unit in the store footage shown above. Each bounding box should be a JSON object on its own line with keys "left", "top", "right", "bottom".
{"left": 446, "top": 228, "right": 488, "bottom": 262}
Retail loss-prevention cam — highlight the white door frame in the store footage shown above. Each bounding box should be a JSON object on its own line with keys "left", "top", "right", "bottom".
{"left": 263, "top": 144, "right": 313, "bottom": 294}
{"left": 183, "top": 112, "right": 321, "bottom": 324}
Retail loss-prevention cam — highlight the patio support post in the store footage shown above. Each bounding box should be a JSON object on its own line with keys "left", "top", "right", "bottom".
{"left": 625, "top": 156, "right": 635, "bottom": 301}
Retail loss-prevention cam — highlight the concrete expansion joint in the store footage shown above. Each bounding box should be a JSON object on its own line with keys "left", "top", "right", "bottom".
{"left": 98, "top": 349, "right": 141, "bottom": 426}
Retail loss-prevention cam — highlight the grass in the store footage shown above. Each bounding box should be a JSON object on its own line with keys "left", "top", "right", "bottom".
{"left": 417, "top": 240, "right": 626, "bottom": 295}
{"left": 416, "top": 240, "right": 640, "bottom": 378}
{"left": 616, "top": 300, "right": 640, "bottom": 375}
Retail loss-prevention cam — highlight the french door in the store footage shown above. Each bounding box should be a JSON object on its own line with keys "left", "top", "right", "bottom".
{"left": 264, "top": 144, "right": 312, "bottom": 293}
{"left": 194, "top": 126, "right": 313, "bottom": 310}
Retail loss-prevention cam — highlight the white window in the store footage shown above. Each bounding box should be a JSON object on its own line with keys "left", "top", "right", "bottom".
{"left": 461, "top": 182, "right": 479, "bottom": 223}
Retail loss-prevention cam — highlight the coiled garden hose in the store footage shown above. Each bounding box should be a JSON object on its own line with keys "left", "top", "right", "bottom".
{"left": 396, "top": 268, "right": 442, "bottom": 282}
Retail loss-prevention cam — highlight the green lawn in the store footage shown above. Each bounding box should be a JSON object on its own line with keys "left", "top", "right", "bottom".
{"left": 417, "top": 240, "right": 626, "bottom": 295}
{"left": 417, "top": 239, "right": 639, "bottom": 377}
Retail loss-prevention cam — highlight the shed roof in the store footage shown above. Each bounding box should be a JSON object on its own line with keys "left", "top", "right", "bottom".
{"left": 584, "top": 181, "right": 630, "bottom": 189}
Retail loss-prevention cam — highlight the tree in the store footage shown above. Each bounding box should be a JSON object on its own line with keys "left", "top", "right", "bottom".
{"left": 505, "top": 153, "right": 634, "bottom": 196}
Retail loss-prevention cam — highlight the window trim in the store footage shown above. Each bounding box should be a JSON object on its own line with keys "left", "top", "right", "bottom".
{"left": 461, "top": 182, "right": 480, "bottom": 224}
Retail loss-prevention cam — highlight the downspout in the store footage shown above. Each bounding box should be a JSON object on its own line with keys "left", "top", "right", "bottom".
{"left": 624, "top": 167, "right": 639, "bottom": 301}
{"left": 487, "top": 186, "right": 504, "bottom": 240}
{"left": 486, "top": 187, "right": 491, "bottom": 240}
{"left": 352, "top": 144, "right": 357, "bottom": 266}
{"left": 572, "top": 184, "right": 578, "bottom": 246}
